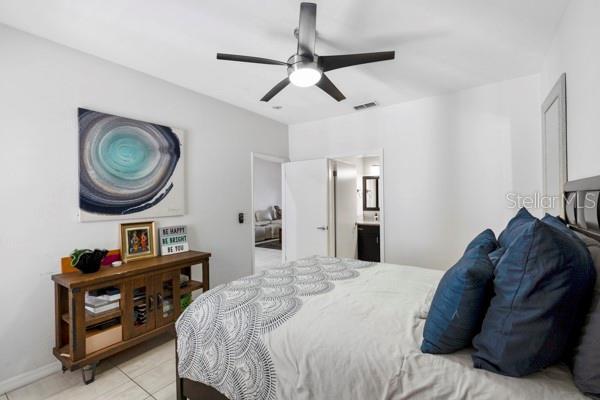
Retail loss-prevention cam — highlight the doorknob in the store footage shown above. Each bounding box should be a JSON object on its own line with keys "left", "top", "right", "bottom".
{"left": 316, "top": 226, "right": 328, "bottom": 231}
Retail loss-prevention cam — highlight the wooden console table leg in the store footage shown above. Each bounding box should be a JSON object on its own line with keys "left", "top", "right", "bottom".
{"left": 202, "top": 260, "right": 210, "bottom": 291}
{"left": 82, "top": 363, "right": 97, "bottom": 384}
{"left": 68, "top": 288, "right": 86, "bottom": 362}
{"left": 54, "top": 283, "right": 65, "bottom": 350}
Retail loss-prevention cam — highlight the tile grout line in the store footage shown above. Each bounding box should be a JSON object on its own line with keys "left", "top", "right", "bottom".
{"left": 114, "top": 364, "right": 154, "bottom": 399}
{"left": 119, "top": 355, "right": 176, "bottom": 399}
{"left": 145, "top": 379, "right": 175, "bottom": 399}
{"left": 129, "top": 357, "right": 177, "bottom": 399}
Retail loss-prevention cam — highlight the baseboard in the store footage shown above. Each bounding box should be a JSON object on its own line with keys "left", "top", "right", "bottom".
{"left": 0, "top": 361, "right": 62, "bottom": 394}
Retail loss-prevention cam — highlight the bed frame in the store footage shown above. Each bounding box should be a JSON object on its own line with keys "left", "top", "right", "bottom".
{"left": 175, "top": 175, "right": 600, "bottom": 400}
{"left": 563, "top": 175, "right": 600, "bottom": 240}
{"left": 175, "top": 350, "right": 227, "bottom": 400}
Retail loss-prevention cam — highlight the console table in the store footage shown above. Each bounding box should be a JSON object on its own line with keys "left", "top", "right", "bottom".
{"left": 52, "top": 250, "right": 210, "bottom": 383}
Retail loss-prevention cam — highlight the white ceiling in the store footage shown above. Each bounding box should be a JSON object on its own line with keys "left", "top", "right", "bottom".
{"left": 0, "top": 0, "right": 569, "bottom": 124}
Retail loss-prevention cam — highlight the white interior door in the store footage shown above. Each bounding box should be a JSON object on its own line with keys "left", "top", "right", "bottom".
{"left": 333, "top": 161, "right": 357, "bottom": 258}
{"left": 283, "top": 159, "right": 329, "bottom": 261}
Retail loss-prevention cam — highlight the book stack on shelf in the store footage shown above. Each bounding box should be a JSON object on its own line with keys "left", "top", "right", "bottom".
{"left": 133, "top": 288, "right": 147, "bottom": 326}
{"left": 180, "top": 274, "right": 190, "bottom": 287}
{"left": 85, "top": 287, "right": 120, "bottom": 315}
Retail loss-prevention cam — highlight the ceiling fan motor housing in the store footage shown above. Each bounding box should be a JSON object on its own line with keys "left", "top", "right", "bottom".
{"left": 216, "top": 2, "right": 394, "bottom": 101}
{"left": 287, "top": 54, "right": 321, "bottom": 74}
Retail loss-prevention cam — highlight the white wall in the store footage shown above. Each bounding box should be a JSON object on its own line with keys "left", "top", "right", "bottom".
{"left": 289, "top": 74, "right": 541, "bottom": 270}
{"left": 253, "top": 158, "right": 282, "bottom": 213}
{"left": 0, "top": 24, "right": 287, "bottom": 390}
{"left": 541, "top": 0, "right": 600, "bottom": 181}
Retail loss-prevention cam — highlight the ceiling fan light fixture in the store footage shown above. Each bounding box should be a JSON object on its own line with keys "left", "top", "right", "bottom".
{"left": 216, "top": 3, "right": 395, "bottom": 102}
{"left": 288, "top": 65, "right": 322, "bottom": 87}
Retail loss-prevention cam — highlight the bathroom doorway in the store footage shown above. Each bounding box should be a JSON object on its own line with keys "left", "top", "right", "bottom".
{"left": 330, "top": 154, "right": 383, "bottom": 261}
{"left": 281, "top": 152, "right": 384, "bottom": 263}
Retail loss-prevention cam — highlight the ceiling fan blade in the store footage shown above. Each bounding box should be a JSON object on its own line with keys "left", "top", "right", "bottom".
{"left": 319, "top": 51, "right": 395, "bottom": 72}
{"left": 315, "top": 74, "right": 346, "bottom": 102}
{"left": 217, "top": 53, "right": 287, "bottom": 66}
{"left": 297, "top": 2, "right": 317, "bottom": 58}
{"left": 260, "top": 77, "right": 290, "bottom": 102}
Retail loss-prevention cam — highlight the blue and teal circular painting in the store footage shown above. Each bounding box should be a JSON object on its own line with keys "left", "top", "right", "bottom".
{"left": 79, "top": 108, "right": 181, "bottom": 215}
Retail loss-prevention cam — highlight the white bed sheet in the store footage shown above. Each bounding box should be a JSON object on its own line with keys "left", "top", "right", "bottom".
{"left": 265, "top": 263, "right": 586, "bottom": 400}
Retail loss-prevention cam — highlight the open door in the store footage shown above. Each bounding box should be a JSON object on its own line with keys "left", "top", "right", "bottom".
{"left": 283, "top": 159, "right": 330, "bottom": 261}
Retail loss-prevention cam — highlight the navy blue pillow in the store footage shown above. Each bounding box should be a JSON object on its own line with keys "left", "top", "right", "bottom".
{"left": 541, "top": 213, "right": 579, "bottom": 240}
{"left": 465, "top": 229, "right": 498, "bottom": 254}
{"left": 421, "top": 247, "right": 495, "bottom": 354}
{"left": 472, "top": 220, "right": 596, "bottom": 377}
{"left": 497, "top": 207, "right": 536, "bottom": 248}
{"left": 488, "top": 247, "right": 506, "bottom": 266}
{"left": 542, "top": 214, "right": 598, "bottom": 360}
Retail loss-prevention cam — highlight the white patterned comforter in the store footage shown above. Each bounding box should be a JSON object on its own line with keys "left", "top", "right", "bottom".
{"left": 176, "top": 258, "right": 586, "bottom": 400}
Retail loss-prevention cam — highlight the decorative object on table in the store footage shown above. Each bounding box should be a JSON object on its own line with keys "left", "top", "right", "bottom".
{"left": 78, "top": 108, "right": 185, "bottom": 222}
{"left": 119, "top": 221, "right": 157, "bottom": 262}
{"left": 111, "top": 261, "right": 122, "bottom": 267}
{"left": 180, "top": 293, "right": 192, "bottom": 311}
{"left": 159, "top": 225, "right": 189, "bottom": 255}
{"left": 61, "top": 249, "right": 121, "bottom": 273}
{"left": 70, "top": 249, "right": 109, "bottom": 274}
{"left": 100, "top": 250, "right": 121, "bottom": 266}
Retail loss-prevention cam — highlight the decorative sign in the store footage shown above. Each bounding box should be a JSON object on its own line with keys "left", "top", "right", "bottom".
{"left": 160, "top": 225, "right": 189, "bottom": 255}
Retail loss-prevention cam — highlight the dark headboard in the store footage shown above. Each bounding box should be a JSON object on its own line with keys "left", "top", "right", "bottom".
{"left": 564, "top": 176, "right": 600, "bottom": 240}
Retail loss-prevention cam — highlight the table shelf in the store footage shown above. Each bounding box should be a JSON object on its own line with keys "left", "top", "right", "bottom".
{"left": 52, "top": 251, "right": 211, "bottom": 383}
{"left": 180, "top": 280, "right": 203, "bottom": 295}
{"left": 62, "top": 308, "right": 121, "bottom": 327}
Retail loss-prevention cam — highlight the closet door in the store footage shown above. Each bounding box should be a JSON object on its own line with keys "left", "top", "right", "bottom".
{"left": 282, "top": 158, "right": 330, "bottom": 261}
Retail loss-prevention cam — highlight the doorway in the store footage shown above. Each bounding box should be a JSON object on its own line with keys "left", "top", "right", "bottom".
{"left": 251, "top": 153, "right": 287, "bottom": 274}
{"left": 282, "top": 152, "right": 384, "bottom": 263}
{"left": 331, "top": 154, "right": 383, "bottom": 262}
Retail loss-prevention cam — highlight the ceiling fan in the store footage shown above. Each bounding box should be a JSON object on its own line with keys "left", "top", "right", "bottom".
{"left": 216, "top": 2, "right": 395, "bottom": 102}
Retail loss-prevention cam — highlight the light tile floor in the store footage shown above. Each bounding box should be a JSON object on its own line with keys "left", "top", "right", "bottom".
{"left": 4, "top": 335, "right": 177, "bottom": 400}
{"left": 2, "top": 251, "right": 284, "bottom": 400}
{"left": 254, "top": 247, "right": 282, "bottom": 274}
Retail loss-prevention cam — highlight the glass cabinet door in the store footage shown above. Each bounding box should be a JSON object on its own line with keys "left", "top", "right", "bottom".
{"left": 123, "top": 276, "right": 155, "bottom": 340}
{"left": 155, "top": 271, "right": 180, "bottom": 327}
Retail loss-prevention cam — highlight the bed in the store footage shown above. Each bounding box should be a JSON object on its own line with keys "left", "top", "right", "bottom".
{"left": 175, "top": 175, "right": 600, "bottom": 400}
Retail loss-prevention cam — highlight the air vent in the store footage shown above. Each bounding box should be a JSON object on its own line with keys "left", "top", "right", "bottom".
{"left": 353, "top": 101, "right": 378, "bottom": 111}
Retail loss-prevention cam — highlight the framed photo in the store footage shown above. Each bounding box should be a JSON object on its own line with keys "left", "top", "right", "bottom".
{"left": 119, "top": 221, "right": 157, "bottom": 262}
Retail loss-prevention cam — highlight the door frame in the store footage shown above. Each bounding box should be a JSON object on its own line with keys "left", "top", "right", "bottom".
{"left": 541, "top": 73, "right": 567, "bottom": 217}
{"left": 325, "top": 148, "right": 385, "bottom": 262}
{"left": 250, "top": 152, "right": 288, "bottom": 274}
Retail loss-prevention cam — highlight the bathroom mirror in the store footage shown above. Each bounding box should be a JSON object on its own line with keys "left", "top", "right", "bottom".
{"left": 362, "top": 176, "right": 379, "bottom": 211}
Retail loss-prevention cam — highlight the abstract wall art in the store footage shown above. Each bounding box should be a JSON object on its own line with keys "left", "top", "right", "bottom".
{"left": 78, "top": 108, "right": 184, "bottom": 222}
